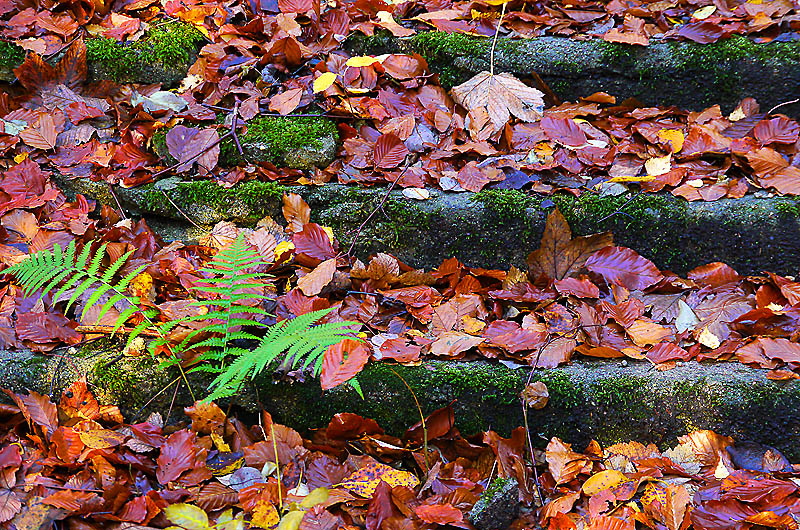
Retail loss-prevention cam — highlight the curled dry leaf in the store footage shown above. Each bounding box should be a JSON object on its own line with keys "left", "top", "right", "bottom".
{"left": 521, "top": 381, "right": 549, "bottom": 409}
{"left": 451, "top": 71, "right": 544, "bottom": 134}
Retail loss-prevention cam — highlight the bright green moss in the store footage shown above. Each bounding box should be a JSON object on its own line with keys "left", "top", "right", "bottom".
{"left": 86, "top": 19, "right": 204, "bottom": 81}
{"left": 143, "top": 179, "right": 285, "bottom": 224}
{"left": 0, "top": 41, "right": 25, "bottom": 69}
{"left": 220, "top": 115, "right": 338, "bottom": 166}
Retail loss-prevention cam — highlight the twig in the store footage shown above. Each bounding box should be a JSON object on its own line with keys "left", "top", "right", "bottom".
{"left": 767, "top": 98, "right": 800, "bottom": 115}
{"left": 130, "top": 376, "right": 181, "bottom": 423}
{"left": 596, "top": 191, "right": 642, "bottom": 223}
{"left": 230, "top": 99, "right": 247, "bottom": 162}
{"left": 345, "top": 158, "right": 413, "bottom": 258}
{"left": 106, "top": 183, "right": 128, "bottom": 220}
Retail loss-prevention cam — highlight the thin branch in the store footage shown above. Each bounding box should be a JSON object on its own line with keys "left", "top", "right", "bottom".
{"left": 106, "top": 182, "right": 128, "bottom": 220}
{"left": 767, "top": 98, "right": 800, "bottom": 115}
{"left": 345, "top": 158, "right": 413, "bottom": 258}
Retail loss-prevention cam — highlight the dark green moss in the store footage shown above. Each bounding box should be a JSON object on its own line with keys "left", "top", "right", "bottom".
{"left": 0, "top": 41, "right": 25, "bottom": 69}
{"left": 86, "top": 19, "right": 204, "bottom": 81}
{"left": 143, "top": 179, "right": 285, "bottom": 223}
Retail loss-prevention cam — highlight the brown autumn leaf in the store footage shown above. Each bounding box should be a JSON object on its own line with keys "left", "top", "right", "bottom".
{"left": 373, "top": 133, "right": 409, "bottom": 169}
{"left": 451, "top": 71, "right": 544, "bottom": 133}
{"left": 527, "top": 209, "right": 613, "bottom": 281}
{"left": 19, "top": 114, "right": 58, "bottom": 150}
{"left": 298, "top": 258, "right": 337, "bottom": 296}
{"left": 269, "top": 88, "right": 303, "bottom": 115}
{"left": 585, "top": 247, "right": 663, "bottom": 291}
{"left": 283, "top": 193, "right": 311, "bottom": 233}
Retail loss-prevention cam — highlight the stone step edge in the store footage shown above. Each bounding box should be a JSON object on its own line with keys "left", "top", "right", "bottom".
{"left": 55, "top": 175, "right": 800, "bottom": 275}
{"left": 347, "top": 32, "right": 800, "bottom": 116}
{"left": 2, "top": 348, "right": 798, "bottom": 460}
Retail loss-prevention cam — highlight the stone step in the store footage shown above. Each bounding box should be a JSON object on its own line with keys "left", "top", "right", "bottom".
{"left": 347, "top": 33, "right": 800, "bottom": 118}
{"left": 57, "top": 176, "right": 800, "bottom": 276}
{"left": 3, "top": 347, "right": 798, "bottom": 460}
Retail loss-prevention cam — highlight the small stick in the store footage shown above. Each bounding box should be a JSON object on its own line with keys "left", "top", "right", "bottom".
{"left": 106, "top": 182, "right": 128, "bottom": 220}
{"left": 767, "top": 98, "right": 800, "bottom": 115}
{"left": 345, "top": 158, "right": 413, "bottom": 258}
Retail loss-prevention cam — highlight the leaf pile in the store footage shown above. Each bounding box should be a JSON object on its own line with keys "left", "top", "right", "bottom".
{"left": 0, "top": 0, "right": 797, "bottom": 197}
{"left": 0, "top": 384, "right": 798, "bottom": 530}
{"left": 2, "top": 190, "right": 800, "bottom": 381}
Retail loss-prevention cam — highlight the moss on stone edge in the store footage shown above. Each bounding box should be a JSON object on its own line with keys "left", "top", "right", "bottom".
{"left": 86, "top": 19, "right": 204, "bottom": 81}
{"left": 0, "top": 41, "right": 25, "bottom": 70}
{"left": 220, "top": 115, "right": 339, "bottom": 166}
{"left": 142, "top": 179, "right": 285, "bottom": 224}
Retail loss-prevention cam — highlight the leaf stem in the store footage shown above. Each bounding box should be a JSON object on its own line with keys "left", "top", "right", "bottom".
{"left": 490, "top": 1, "right": 508, "bottom": 76}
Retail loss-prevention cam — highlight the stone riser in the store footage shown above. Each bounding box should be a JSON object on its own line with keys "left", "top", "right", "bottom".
{"left": 57, "top": 176, "right": 800, "bottom": 276}
{"left": 3, "top": 348, "right": 798, "bottom": 460}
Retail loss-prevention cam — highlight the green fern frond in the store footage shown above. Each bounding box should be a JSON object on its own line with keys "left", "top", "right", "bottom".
{"left": 5, "top": 243, "right": 153, "bottom": 347}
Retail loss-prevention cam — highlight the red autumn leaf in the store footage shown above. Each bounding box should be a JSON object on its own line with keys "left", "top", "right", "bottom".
{"left": 673, "top": 21, "right": 725, "bottom": 43}
{"left": 585, "top": 247, "right": 663, "bottom": 290}
{"left": 15, "top": 312, "right": 81, "bottom": 345}
{"left": 540, "top": 116, "right": 587, "bottom": 147}
{"left": 18, "top": 390, "right": 59, "bottom": 434}
{"left": 754, "top": 117, "right": 800, "bottom": 145}
{"left": 294, "top": 223, "right": 336, "bottom": 260}
{"left": 687, "top": 262, "right": 740, "bottom": 288}
{"left": 321, "top": 339, "right": 370, "bottom": 390}
{"left": 156, "top": 429, "right": 198, "bottom": 484}
{"left": 415, "top": 504, "right": 463, "bottom": 525}
{"left": 554, "top": 277, "right": 600, "bottom": 298}
{"left": 647, "top": 342, "right": 690, "bottom": 363}
{"left": 373, "top": 133, "right": 409, "bottom": 169}
{"left": 278, "top": 0, "right": 313, "bottom": 13}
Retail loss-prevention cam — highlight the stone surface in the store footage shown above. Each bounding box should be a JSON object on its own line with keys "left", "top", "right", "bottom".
{"left": 2, "top": 348, "right": 799, "bottom": 460}
{"left": 469, "top": 477, "right": 520, "bottom": 530}
{"left": 347, "top": 32, "right": 800, "bottom": 117}
{"left": 55, "top": 175, "right": 800, "bottom": 276}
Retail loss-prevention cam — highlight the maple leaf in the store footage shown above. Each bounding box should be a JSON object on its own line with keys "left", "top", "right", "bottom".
{"left": 451, "top": 71, "right": 544, "bottom": 133}
{"left": 527, "top": 208, "right": 613, "bottom": 281}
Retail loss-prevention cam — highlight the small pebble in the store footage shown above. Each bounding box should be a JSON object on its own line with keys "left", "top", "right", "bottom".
{"left": 621, "top": 360, "right": 628, "bottom": 367}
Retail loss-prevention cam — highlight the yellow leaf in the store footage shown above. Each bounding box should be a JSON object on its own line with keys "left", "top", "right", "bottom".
{"left": 275, "top": 240, "right": 295, "bottom": 261}
{"left": 277, "top": 511, "right": 304, "bottom": 530}
{"left": 698, "top": 327, "right": 721, "bottom": 349}
{"left": 485, "top": 0, "right": 508, "bottom": 5}
{"left": 338, "top": 462, "right": 420, "bottom": 497}
{"left": 692, "top": 5, "right": 716, "bottom": 19}
{"left": 313, "top": 72, "right": 337, "bottom": 93}
{"left": 251, "top": 500, "right": 279, "bottom": 529}
{"left": 211, "top": 432, "right": 231, "bottom": 452}
{"left": 644, "top": 155, "right": 671, "bottom": 177}
{"left": 608, "top": 175, "right": 656, "bottom": 183}
{"left": 164, "top": 504, "right": 211, "bottom": 530}
{"left": 582, "top": 470, "right": 628, "bottom": 496}
{"left": 657, "top": 129, "right": 684, "bottom": 153}
{"left": 13, "top": 152, "right": 28, "bottom": 163}
{"left": 322, "top": 226, "right": 335, "bottom": 242}
{"left": 345, "top": 55, "right": 380, "bottom": 68}
{"left": 217, "top": 510, "right": 245, "bottom": 530}
{"left": 300, "top": 487, "right": 329, "bottom": 509}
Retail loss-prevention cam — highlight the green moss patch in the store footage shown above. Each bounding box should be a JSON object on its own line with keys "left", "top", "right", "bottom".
{"left": 220, "top": 115, "right": 339, "bottom": 167}
{"left": 86, "top": 19, "right": 204, "bottom": 83}
{"left": 0, "top": 41, "right": 25, "bottom": 70}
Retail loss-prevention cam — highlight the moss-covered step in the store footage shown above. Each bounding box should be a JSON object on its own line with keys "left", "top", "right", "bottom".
{"left": 3, "top": 346, "right": 799, "bottom": 460}
{"left": 55, "top": 176, "right": 800, "bottom": 276}
{"left": 0, "top": 20, "right": 203, "bottom": 86}
{"left": 150, "top": 115, "right": 339, "bottom": 171}
{"left": 86, "top": 20, "right": 204, "bottom": 86}
{"left": 347, "top": 32, "right": 800, "bottom": 116}
{"left": 0, "top": 41, "right": 25, "bottom": 83}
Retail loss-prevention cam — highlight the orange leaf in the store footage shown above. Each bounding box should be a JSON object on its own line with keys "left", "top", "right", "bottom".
{"left": 321, "top": 339, "right": 370, "bottom": 390}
